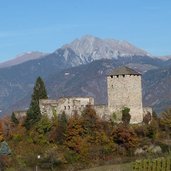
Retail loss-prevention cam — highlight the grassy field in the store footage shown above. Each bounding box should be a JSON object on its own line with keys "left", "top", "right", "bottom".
{"left": 82, "top": 163, "right": 132, "bottom": 171}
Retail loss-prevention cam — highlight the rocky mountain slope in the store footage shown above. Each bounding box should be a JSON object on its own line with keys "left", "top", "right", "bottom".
{"left": 0, "top": 35, "right": 170, "bottom": 115}
{"left": 59, "top": 35, "right": 150, "bottom": 66}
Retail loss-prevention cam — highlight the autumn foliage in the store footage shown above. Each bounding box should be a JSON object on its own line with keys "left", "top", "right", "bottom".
{"left": 1, "top": 77, "right": 171, "bottom": 170}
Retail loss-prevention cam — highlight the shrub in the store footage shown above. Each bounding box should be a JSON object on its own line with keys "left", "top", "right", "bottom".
{"left": 121, "top": 107, "right": 131, "bottom": 125}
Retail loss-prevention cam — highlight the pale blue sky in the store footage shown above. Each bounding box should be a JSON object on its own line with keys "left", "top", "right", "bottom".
{"left": 0, "top": 0, "right": 171, "bottom": 62}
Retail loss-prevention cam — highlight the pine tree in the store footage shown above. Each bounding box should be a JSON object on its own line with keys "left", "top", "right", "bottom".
{"left": 11, "top": 112, "right": 19, "bottom": 125}
{"left": 24, "top": 77, "right": 48, "bottom": 129}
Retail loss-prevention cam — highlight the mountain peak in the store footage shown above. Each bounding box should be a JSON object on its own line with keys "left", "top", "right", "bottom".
{"left": 60, "top": 35, "right": 150, "bottom": 64}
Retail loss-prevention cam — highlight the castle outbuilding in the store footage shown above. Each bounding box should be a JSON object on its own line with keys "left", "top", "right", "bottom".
{"left": 38, "top": 66, "right": 152, "bottom": 123}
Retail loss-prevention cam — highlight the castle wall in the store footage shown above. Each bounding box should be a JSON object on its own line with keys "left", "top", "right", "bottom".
{"left": 107, "top": 74, "right": 143, "bottom": 123}
{"left": 94, "top": 105, "right": 109, "bottom": 120}
{"left": 39, "top": 97, "right": 94, "bottom": 118}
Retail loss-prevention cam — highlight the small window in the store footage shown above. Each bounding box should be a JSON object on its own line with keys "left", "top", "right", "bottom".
{"left": 68, "top": 106, "right": 70, "bottom": 110}
{"left": 110, "top": 75, "right": 113, "bottom": 78}
{"left": 123, "top": 75, "right": 125, "bottom": 77}
{"left": 64, "top": 106, "right": 66, "bottom": 110}
{"left": 116, "top": 75, "right": 119, "bottom": 78}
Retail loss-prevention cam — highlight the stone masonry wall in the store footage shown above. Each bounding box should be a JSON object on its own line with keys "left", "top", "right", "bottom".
{"left": 39, "top": 97, "right": 94, "bottom": 118}
{"left": 107, "top": 74, "right": 143, "bottom": 123}
{"left": 94, "top": 105, "right": 109, "bottom": 120}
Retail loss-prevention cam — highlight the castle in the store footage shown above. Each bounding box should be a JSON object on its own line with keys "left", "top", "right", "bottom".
{"left": 39, "top": 66, "right": 152, "bottom": 123}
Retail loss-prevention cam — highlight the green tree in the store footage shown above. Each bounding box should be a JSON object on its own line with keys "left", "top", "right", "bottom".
{"left": 57, "top": 112, "right": 68, "bottom": 144}
{"left": 81, "top": 105, "right": 100, "bottom": 136}
{"left": 145, "top": 119, "right": 159, "bottom": 140}
{"left": 121, "top": 107, "right": 131, "bottom": 125}
{"left": 11, "top": 112, "right": 19, "bottom": 125}
{"left": 25, "top": 77, "right": 48, "bottom": 129}
{"left": 160, "top": 108, "right": 171, "bottom": 138}
{"left": 160, "top": 108, "right": 171, "bottom": 128}
{"left": 29, "top": 115, "right": 52, "bottom": 144}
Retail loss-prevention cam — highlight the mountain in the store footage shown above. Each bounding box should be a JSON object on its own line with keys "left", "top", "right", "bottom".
{"left": 0, "top": 52, "right": 47, "bottom": 68}
{"left": 143, "top": 66, "right": 171, "bottom": 113}
{"left": 0, "top": 35, "right": 168, "bottom": 115}
{"left": 0, "top": 35, "right": 152, "bottom": 70}
{"left": 157, "top": 55, "right": 171, "bottom": 61}
{"left": 7, "top": 56, "right": 166, "bottom": 114}
{"left": 58, "top": 35, "right": 151, "bottom": 66}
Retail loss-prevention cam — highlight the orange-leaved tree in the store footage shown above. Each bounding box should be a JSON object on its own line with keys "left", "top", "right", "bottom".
{"left": 65, "top": 113, "right": 89, "bottom": 157}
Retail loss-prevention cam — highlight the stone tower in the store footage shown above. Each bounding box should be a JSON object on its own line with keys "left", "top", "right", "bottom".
{"left": 107, "top": 66, "right": 143, "bottom": 123}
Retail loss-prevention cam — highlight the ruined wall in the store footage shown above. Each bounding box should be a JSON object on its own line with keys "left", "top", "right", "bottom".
{"left": 13, "top": 110, "right": 27, "bottom": 124}
{"left": 39, "top": 99, "right": 59, "bottom": 118}
{"left": 94, "top": 105, "right": 109, "bottom": 120}
{"left": 14, "top": 110, "right": 27, "bottom": 119}
{"left": 107, "top": 74, "right": 143, "bottom": 123}
{"left": 39, "top": 97, "right": 94, "bottom": 118}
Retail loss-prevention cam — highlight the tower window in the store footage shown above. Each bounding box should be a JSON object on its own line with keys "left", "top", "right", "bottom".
{"left": 64, "top": 106, "right": 66, "bottom": 110}
{"left": 116, "top": 75, "right": 119, "bottom": 78}
{"left": 68, "top": 106, "right": 70, "bottom": 110}
{"left": 110, "top": 75, "right": 113, "bottom": 78}
{"left": 123, "top": 75, "right": 125, "bottom": 77}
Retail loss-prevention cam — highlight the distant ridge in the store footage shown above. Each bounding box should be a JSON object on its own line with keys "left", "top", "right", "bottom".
{"left": 108, "top": 66, "right": 141, "bottom": 76}
{"left": 0, "top": 51, "right": 47, "bottom": 68}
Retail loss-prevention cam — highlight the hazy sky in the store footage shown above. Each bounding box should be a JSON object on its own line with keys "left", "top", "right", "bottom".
{"left": 0, "top": 0, "right": 171, "bottom": 62}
